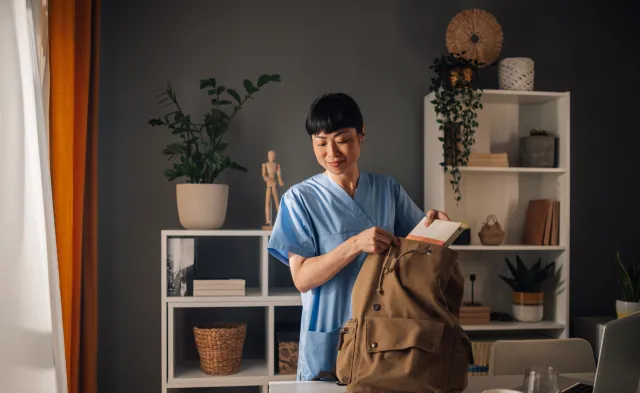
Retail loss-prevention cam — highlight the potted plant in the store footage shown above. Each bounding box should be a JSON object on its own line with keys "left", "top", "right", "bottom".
{"left": 520, "top": 128, "right": 556, "bottom": 168}
{"left": 149, "top": 74, "right": 281, "bottom": 229}
{"left": 428, "top": 52, "right": 484, "bottom": 204}
{"left": 614, "top": 251, "right": 640, "bottom": 318}
{"left": 499, "top": 255, "right": 556, "bottom": 322}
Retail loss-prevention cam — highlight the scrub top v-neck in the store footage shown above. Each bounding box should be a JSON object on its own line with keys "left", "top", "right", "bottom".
{"left": 268, "top": 172, "right": 425, "bottom": 381}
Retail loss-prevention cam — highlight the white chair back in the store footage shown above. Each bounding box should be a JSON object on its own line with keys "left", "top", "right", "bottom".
{"left": 488, "top": 338, "right": 596, "bottom": 376}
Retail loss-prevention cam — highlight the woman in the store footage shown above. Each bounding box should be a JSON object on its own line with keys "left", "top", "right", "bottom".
{"left": 267, "top": 92, "right": 450, "bottom": 381}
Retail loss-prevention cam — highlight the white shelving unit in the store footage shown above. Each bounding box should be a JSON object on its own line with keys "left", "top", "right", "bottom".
{"left": 424, "top": 89, "right": 571, "bottom": 339}
{"left": 161, "top": 229, "right": 299, "bottom": 393}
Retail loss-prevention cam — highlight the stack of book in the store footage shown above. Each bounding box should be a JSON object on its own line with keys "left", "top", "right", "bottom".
{"left": 468, "top": 340, "right": 494, "bottom": 376}
{"left": 193, "top": 279, "right": 246, "bottom": 297}
{"left": 467, "top": 152, "right": 509, "bottom": 167}
{"left": 459, "top": 305, "right": 491, "bottom": 325}
{"left": 522, "top": 199, "right": 560, "bottom": 245}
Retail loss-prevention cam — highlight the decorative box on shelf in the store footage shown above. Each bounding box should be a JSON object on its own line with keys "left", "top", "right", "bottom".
{"left": 193, "top": 279, "right": 246, "bottom": 297}
{"left": 467, "top": 152, "right": 509, "bottom": 168}
{"left": 460, "top": 305, "right": 491, "bottom": 325}
{"left": 276, "top": 323, "right": 299, "bottom": 375}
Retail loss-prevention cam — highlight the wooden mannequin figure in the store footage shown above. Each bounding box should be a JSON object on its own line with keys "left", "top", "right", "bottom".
{"left": 262, "top": 150, "right": 284, "bottom": 229}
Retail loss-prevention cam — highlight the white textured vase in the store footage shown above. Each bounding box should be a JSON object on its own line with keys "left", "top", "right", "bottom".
{"left": 499, "top": 57, "right": 535, "bottom": 91}
{"left": 176, "top": 184, "right": 229, "bottom": 229}
{"left": 616, "top": 300, "right": 640, "bottom": 319}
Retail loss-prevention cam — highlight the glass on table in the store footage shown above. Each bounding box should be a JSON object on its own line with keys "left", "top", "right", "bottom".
{"left": 521, "top": 366, "right": 560, "bottom": 393}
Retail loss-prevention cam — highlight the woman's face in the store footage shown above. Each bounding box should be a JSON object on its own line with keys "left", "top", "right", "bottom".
{"left": 312, "top": 127, "right": 364, "bottom": 176}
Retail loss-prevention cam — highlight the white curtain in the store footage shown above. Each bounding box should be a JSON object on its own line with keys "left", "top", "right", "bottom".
{"left": 0, "top": 0, "right": 67, "bottom": 392}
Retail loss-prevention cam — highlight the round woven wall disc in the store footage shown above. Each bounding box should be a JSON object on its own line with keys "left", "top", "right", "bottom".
{"left": 446, "top": 9, "right": 503, "bottom": 66}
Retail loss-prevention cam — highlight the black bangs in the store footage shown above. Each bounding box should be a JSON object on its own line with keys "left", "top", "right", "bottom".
{"left": 305, "top": 93, "right": 364, "bottom": 136}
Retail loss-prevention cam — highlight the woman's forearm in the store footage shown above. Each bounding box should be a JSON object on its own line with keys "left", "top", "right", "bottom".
{"left": 289, "top": 236, "right": 361, "bottom": 293}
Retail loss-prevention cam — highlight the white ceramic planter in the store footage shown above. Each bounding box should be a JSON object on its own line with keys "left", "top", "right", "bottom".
{"left": 176, "top": 184, "right": 229, "bottom": 229}
{"left": 616, "top": 299, "right": 640, "bottom": 319}
{"left": 512, "top": 292, "right": 544, "bottom": 322}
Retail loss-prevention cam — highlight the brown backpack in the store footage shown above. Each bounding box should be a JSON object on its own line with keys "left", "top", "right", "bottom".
{"left": 335, "top": 238, "right": 473, "bottom": 393}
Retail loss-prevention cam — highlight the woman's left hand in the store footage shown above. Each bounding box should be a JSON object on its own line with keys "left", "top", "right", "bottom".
{"left": 425, "top": 209, "right": 451, "bottom": 227}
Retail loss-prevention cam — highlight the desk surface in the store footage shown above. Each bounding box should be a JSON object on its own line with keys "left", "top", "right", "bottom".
{"left": 269, "top": 373, "right": 595, "bottom": 393}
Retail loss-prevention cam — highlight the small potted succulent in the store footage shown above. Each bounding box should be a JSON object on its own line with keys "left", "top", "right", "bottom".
{"left": 520, "top": 128, "right": 556, "bottom": 168}
{"left": 614, "top": 251, "right": 640, "bottom": 318}
{"left": 499, "top": 255, "right": 556, "bottom": 322}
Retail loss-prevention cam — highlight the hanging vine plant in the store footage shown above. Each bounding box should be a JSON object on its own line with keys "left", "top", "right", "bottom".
{"left": 428, "top": 52, "right": 484, "bottom": 204}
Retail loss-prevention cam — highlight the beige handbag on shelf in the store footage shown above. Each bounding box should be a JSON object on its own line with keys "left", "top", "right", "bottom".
{"left": 478, "top": 214, "right": 505, "bottom": 245}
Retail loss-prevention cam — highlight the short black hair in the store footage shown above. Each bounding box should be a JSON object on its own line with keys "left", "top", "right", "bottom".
{"left": 305, "top": 93, "right": 364, "bottom": 136}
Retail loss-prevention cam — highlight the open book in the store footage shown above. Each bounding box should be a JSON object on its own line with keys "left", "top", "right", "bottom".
{"left": 406, "top": 217, "right": 464, "bottom": 247}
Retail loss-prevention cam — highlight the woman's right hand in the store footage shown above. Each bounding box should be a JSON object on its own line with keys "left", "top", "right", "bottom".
{"left": 289, "top": 227, "right": 400, "bottom": 293}
{"left": 353, "top": 227, "right": 399, "bottom": 254}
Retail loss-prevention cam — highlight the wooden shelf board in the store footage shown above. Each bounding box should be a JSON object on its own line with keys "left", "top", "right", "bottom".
{"left": 162, "top": 229, "right": 272, "bottom": 237}
{"left": 451, "top": 245, "right": 565, "bottom": 251}
{"left": 170, "top": 359, "right": 271, "bottom": 388}
{"left": 479, "top": 89, "right": 568, "bottom": 104}
{"left": 462, "top": 321, "right": 565, "bottom": 331}
{"left": 455, "top": 166, "right": 566, "bottom": 174}
{"left": 426, "top": 89, "right": 568, "bottom": 105}
{"left": 167, "top": 287, "right": 301, "bottom": 307}
{"left": 269, "top": 287, "right": 302, "bottom": 301}
{"left": 271, "top": 374, "right": 298, "bottom": 382}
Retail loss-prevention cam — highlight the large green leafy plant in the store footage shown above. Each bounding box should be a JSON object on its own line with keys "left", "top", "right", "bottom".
{"left": 499, "top": 255, "right": 556, "bottom": 293}
{"left": 429, "top": 52, "right": 483, "bottom": 203}
{"left": 615, "top": 251, "right": 640, "bottom": 302}
{"left": 149, "top": 74, "right": 281, "bottom": 183}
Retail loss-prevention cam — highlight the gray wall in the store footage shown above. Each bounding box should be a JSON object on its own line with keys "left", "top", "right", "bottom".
{"left": 98, "top": 1, "right": 639, "bottom": 392}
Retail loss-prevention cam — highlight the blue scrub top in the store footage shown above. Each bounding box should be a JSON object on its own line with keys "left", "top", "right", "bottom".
{"left": 267, "top": 172, "right": 425, "bottom": 381}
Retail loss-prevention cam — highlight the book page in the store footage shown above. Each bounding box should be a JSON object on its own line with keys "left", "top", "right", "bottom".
{"left": 406, "top": 218, "right": 463, "bottom": 247}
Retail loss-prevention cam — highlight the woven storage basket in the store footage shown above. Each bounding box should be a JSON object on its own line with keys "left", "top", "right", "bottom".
{"left": 193, "top": 322, "right": 246, "bottom": 376}
{"left": 478, "top": 215, "right": 505, "bottom": 245}
{"left": 499, "top": 57, "right": 534, "bottom": 91}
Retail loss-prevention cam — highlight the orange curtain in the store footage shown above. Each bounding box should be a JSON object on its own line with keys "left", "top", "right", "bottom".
{"left": 49, "top": 0, "right": 100, "bottom": 392}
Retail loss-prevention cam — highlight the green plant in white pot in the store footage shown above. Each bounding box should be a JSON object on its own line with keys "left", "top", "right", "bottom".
{"left": 499, "top": 256, "right": 556, "bottom": 322}
{"left": 615, "top": 251, "right": 640, "bottom": 318}
{"left": 149, "top": 74, "right": 281, "bottom": 229}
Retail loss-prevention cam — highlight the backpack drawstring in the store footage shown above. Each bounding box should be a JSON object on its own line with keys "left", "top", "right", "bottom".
{"left": 374, "top": 244, "right": 459, "bottom": 328}
{"left": 376, "top": 245, "right": 395, "bottom": 295}
{"left": 376, "top": 245, "right": 432, "bottom": 295}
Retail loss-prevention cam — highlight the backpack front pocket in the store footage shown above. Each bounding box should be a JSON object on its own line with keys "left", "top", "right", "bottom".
{"left": 335, "top": 318, "right": 358, "bottom": 385}
{"left": 355, "top": 316, "right": 446, "bottom": 392}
